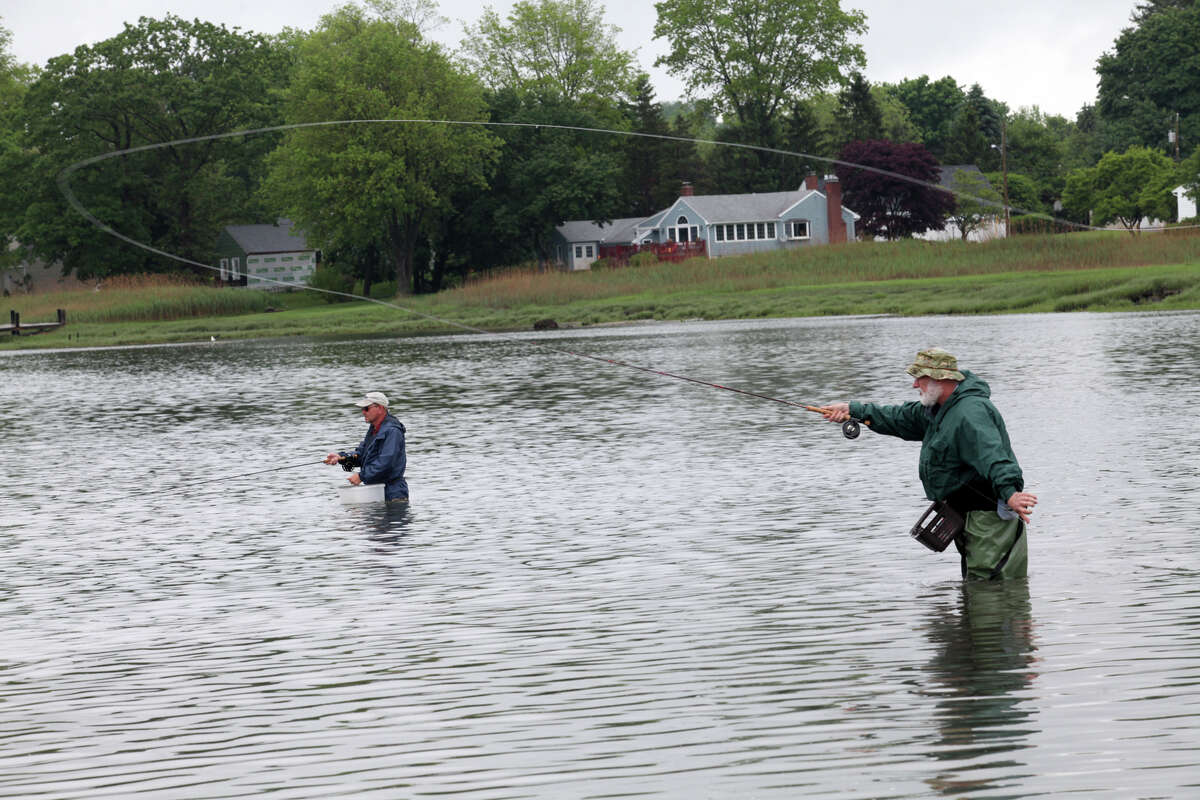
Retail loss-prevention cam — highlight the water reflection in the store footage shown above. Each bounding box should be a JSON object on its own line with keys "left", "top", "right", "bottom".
{"left": 922, "top": 580, "right": 1037, "bottom": 795}
{"left": 343, "top": 501, "right": 415, "bottom": 548}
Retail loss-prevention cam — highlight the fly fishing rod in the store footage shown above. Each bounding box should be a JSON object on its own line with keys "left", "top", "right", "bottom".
{"left": 546, "top": 346, "right": 870, "bottom": 438}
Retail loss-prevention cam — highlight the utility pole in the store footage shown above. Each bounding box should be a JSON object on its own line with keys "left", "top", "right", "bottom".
{"left": 1171, "top": 112, "right": 1181, "bottom": 162}
{"left": 1001, "top": 118, "right": 1011, "bottom": 237}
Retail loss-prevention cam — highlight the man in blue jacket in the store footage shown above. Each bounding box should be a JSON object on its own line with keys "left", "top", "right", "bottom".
{"left": 821, "top": 349, "right": 1037, "bottom": 579}
{"left": 324, "top": 391, "right": 409, "bottom": 503}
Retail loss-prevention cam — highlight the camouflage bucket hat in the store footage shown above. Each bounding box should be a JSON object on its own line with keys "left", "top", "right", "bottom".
{"left": 905, "top": 348, "right": 965, "bottom": 381}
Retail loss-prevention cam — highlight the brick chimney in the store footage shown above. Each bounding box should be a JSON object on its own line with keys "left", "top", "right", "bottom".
{"left": 680, "top": 180, "right": 694, "bottom": 197}
{"left": 824, "top": 175, "right": 847, "bottom": 243}
{"left": 804, "top": 173, "right": 819, "bottom": 191}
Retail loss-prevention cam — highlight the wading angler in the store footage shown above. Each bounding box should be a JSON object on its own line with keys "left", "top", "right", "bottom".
{"left": 325, "top": 392, "right": 409, "bottom": 504}
{"left": 821, "top": 349, "right": 1037, "bottom": 580}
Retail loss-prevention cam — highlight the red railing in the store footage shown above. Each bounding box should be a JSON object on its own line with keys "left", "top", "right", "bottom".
{"left": 599, "top": 240, "right": 706, "bottom": 265}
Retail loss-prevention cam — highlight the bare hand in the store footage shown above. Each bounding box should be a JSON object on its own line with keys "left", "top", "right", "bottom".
{"left": 820, "top": 403, "right": 851, "bottom": 423}
{"left": 348, "top": 473, "right": 362, "bottom": 486}
{"left": 324, "top": 453, "right": 341, "bottom": 465}
{"left": 1006, "top": 491, "right": 1038, "bottom": 524}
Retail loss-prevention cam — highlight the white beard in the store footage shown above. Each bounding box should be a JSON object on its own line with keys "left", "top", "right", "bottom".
{"left": 918, "top": 381, "right": 942, "bottom": 407}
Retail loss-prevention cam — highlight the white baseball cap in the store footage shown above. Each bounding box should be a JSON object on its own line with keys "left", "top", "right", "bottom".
{"left": 355, "top": 391, "right": 389, "bottom": 408}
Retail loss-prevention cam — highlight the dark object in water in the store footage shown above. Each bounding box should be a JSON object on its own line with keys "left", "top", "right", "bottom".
{"left": 533, "top": 318, "right": 558, "bottom": 330}
{"left": 910, "top": 500, "right": 964, "bottom": 552}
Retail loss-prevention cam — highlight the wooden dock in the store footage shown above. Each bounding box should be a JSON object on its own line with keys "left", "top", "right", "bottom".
{"left": 2, "top": 309, "right": 67, "bottom": 335}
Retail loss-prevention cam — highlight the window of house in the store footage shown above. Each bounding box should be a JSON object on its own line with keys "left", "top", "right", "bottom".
{"left": 715, "top": 226, "right": 725, "bottom": 242}
{"left": 231, "top": 257, "right": 240, "bottom": 279}
{"left": 767, "top": 222, "right": 776, "bottom": 238}
{"left": 736, "top": 223, "right": 745, "bottom": 240}
{"left": 756, "top": 223, "right": 765, "bottom": 239}
{"left": 585, "top": 245, "right": 594, "bottom": 257}
{"left": 219, "top": 258, "right": 229, "bottom": 281}
{"left": 788, "top": 220, "right": 811, "bottom": 240}
{"left": 575, "top": 245, "right": 583, "bottom": 258}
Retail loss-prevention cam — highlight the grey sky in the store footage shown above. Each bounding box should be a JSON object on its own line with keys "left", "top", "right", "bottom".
{"left": 3, "top": 0, "right": 1141, "bottom": 118}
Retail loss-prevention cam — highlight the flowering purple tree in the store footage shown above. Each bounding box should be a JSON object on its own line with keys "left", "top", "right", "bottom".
{"left": 836, "top": 140, "right": 955, "bottom": 240}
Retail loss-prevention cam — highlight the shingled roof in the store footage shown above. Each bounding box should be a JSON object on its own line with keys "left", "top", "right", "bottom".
{"left": 223, "top": 219, "right": 310, "bottom": 254}
{"left": 556, "top": 217, "right": 648, "bottom": 245}
{"left": 671, "top": 189, "right": 827, "bottom": 224}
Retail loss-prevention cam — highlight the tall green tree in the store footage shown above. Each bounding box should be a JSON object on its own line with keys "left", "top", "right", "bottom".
{"left": 963, "top": 84, "right": 1003, "bottom": 143}
{"left": 262, "top": 4, "right": 500, "bottom": 294}
{"left": 943, "top": 104, "right": 991, "bottom": 169}
{"left": 9, "top": 15, "right": 289, "bottom": 279}
{"left": 622, "top": 74, "right": 678, "bottom": 216}
{"left": 653, "top": 0, "right": 866, "bottom": 140}
{"left": 461, "top": 0, "right": 637, "bottom": 106}
{"left": 464, "top": 92, "right": 626, "bottom": 268}
{"left": 829, "top": 72, "right": 883, "bottom": 151}
{"left": 985, "top": 172, "right": 1044, "bottom": 216}
{"left": 1062, "top": 146, "right": 1177, "bottom": 233}
{"left": 1096, "top": 3, "right": 1200, "bottom": 154}
{"left": 783, "top": 99, "right": 828, "bottom": 176}
{"left": 0, "top": 19, "right": 35, "bottom": 270}
{"left": 1131, "top": 0, "right": 1195, "bottom": 21}
{"left": 884, "top": 75, "right": 965, "bottom": 159}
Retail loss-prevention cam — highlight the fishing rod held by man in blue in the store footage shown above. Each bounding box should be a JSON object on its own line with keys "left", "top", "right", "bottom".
{"left": 820, "top": 348, "right": 1037, "bottom": 580}
{"left": 325, "top": 391, "right": 409, "bottom": 504}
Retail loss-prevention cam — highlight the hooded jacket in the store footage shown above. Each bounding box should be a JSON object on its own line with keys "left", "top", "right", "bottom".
{"left": 849, "top": 370, "right": 1024, "bottom": 508}
{"left": 342, "top": 413, "right": 408, "bottom": 501}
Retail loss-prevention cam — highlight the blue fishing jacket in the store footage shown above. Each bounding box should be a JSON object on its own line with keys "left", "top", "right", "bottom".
{"left": 342, "top": 414, "right": 408, "bottom": 501}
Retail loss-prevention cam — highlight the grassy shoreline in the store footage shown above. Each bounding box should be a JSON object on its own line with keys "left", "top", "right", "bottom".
{"left": 4, "top": 234, "right": 1199, "bottom": 351}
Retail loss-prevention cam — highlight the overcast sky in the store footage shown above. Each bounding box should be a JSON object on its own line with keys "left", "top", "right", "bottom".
{"left": 3, "top": 0, "right": 1141, "bottom": 119}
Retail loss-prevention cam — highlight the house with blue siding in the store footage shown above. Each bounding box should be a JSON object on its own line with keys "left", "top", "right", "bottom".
{"left": 554, "top": 177, "right": 859, "bottom": 269}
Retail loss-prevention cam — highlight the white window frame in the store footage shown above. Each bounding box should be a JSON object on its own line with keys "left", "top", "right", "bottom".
{"left": 788, "top": 220, "right": 811, "bottom": 240}
{"left": 671, "top": 216, "right": 699, "bottom": 244}
{"left": 219, "top": 258, "right": 229, "bottom": 281}
{"left": 231, "top": 257, "right": 241, "bottom": 280}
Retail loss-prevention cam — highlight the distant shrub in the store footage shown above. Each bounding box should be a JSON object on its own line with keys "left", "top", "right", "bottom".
{"left": 1008, "top": 215, "right": 1076, "bottom": 236}
{"left": 307, "top": 264, "right": 355, "bottom": 302}
{"left": 369, "top": 280, "right": 397, "bottom": 298}
{"left": 629, "top": 251, "right": 659, "bottom": 268}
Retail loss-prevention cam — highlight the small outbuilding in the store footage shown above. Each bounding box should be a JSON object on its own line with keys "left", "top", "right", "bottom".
{"left": 214, "top": 219, "right": 317, "bottom": 289}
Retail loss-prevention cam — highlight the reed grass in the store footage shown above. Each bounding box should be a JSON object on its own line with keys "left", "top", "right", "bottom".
{"left": 4, "top": 273, "right": 273, "bottom": 322}
{"left": 449, "top": 231, "right": 1200, "bottom": 309}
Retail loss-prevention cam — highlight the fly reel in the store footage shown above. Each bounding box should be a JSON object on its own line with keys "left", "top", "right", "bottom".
{"left": 842, "top": 418, "right": 863, "bottom": 439}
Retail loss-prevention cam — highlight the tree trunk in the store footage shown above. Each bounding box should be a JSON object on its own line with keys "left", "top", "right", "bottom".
{"left": 388, "top": 210, "right": 418, "bottom": 294}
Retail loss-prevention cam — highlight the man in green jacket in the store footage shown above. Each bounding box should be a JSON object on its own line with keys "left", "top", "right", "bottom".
{"left": 821, "top": 348, "right": 1038, "bottom": 580}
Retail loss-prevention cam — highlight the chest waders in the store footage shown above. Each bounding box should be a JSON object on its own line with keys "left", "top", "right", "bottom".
{"left": 956, "top": 511, "right": 1027, "bottom": 581}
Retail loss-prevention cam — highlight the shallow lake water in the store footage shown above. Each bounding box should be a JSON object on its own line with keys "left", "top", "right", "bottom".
{"left": 2, "top": 310, "right": 1199, "bottom": 798}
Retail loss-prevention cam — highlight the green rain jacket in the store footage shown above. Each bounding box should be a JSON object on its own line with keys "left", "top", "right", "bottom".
{"left": 849, "top": 370, "right": 1024, "bottom": 509}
